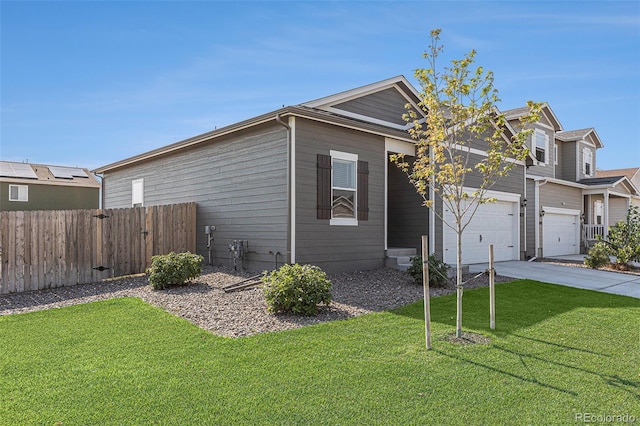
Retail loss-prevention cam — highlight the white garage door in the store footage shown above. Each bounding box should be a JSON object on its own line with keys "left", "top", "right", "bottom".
{"left": 443, "top": 199, "right": 519, "bottom": 265}
{"left": 543, "top": 209, "right": 580, "bottom": 257}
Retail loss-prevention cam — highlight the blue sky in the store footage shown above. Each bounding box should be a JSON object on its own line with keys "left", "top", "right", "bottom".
{"left": 1, "top": 1, "right": 639, "bottom": 171}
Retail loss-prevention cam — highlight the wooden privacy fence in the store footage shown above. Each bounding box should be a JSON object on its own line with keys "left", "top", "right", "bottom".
{"left": 0, "top": 202, "right": 196, "bottom": 294}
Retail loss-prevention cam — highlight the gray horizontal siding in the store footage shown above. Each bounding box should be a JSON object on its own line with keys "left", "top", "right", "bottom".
{"left": 539, "top": 182, "right": 582, "bottom": 211}
{"left": 294, "top": 117, "right": 386, "bottom": 273}
{"left": 560, "top": 141, "right": 577, "bottom": 181}
{"left": 0, "top": 183, "right": 98, "bottom": 211}
{"left": 333, "top": 88, "right": 408, "bottom": 126}
{"left": 103, "top": 122, "right": 289, "bottom": 272}
{"left": 525, "top": 178, "right": 535, "bottom": 258}
{"left": 609, "top": 198, "right": 628, "bottom": 226}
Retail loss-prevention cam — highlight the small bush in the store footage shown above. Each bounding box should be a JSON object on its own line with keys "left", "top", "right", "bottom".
{"left": 147, "top": 252, "right": 203, "bottom": 290}
{"left": 407, "top": 254, "right": 449, "bottom": 287}
{"left": 261, "top": 263, "right": 332, "bottom": 316}
{"left": 584, "top": 243, "right": 610, "bottom": 269}
{"left": 598, "top": 205, "right": 640, "bottom": 267}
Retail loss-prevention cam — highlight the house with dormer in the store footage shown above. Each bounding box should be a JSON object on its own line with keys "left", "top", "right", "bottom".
{"left": 505, "top": 106, "right": 639, "bottom": 258}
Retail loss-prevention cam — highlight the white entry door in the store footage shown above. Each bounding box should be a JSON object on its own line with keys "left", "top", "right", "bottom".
{"left": 443, "top": 198, "right": 519, "bottom": 265}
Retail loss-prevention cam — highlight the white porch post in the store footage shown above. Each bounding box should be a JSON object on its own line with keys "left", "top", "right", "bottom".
{"left": 604, "top": 189, "right": 610, "bottom": 232}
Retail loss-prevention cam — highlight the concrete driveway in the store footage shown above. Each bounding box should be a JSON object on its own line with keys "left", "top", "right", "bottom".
{"left": 468, "top": 261, "right": 640, "bottom": 299}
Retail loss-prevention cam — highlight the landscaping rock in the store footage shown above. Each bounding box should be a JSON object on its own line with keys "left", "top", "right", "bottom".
{"left": 0, "top": 266, "right": 514, "bottom": 338}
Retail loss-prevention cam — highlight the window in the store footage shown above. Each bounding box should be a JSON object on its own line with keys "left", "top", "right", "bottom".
{"left": 8, "top": 185, "right": 28, "bottom": 202}
{"left": 583, "top": 148, "right": 592, "bottom": 176}
{"left": 554, "top": 143, "right": 558, "bottom": 166}
{"left": 316, "top": 151, "right": 368, "bottom": 225}
{"left": 534, "top": 129, "right": 549, "bottom": 164}
{"left": 594, "top": 200, "right": 603, "bottom": 225}
{"left": 331, "top": 151, "right": 357, "bottom": 225}
{"left": 132, "top": 179, "right": 144, "bottom": 207}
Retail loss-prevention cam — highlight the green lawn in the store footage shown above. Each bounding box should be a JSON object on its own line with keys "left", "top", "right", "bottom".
{"left": 1, "top": 280, "right": 638, "bottom": 425}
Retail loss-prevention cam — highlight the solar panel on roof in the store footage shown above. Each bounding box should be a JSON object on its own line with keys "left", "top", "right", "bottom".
{"left": 48, "top": 166, "right": 88, "bottom": 179}
{"left": 0, "top": 161, "right": 38, "bottom": 179}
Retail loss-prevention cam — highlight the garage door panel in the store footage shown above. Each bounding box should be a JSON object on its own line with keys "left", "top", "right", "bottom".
{"left": 543, "top": 212, "right": 579, "bottom": 257}
{"left": 443, "top": 200, "right": 518, "bottom": 264}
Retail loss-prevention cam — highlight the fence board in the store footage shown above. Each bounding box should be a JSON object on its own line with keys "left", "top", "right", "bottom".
{"left": 0, "top": 202, "right": 196, "bottom": 294}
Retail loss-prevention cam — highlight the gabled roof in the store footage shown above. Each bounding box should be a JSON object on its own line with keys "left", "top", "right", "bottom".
{"left": 597, "top": 167, "right": 639, "bottom": 181}
{"left": 301, "top": 75, "right": 423, "bottom": 130}
{"left": 503, "top": 103, "right": 562, "bottom": 131}
{"left": 556, "top": 127, "right": 604, "bottom": 148}
{"left": 94, "top": 104, "right": 414, "bottom": 174}
{"left": 0, "top": 161, "right": 100, "bottom": 188}
{"left": 578, "top": 176, "right": 624, "bottom": 186}
{"left": 578, "top": 175, "right": 638, "bottom": 195}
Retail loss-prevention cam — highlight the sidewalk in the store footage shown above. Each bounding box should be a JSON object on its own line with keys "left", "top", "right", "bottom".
{"left": 468, "top": 260, "right": 640, "bottom": 299}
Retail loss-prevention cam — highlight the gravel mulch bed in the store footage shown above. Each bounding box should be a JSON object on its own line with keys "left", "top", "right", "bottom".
{"left": 0, "top": 266, "right": 514, "bottom": 338}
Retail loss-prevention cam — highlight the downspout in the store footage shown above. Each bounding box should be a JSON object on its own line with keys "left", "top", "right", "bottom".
{"left": 275, "top": 114, "right": 292, "bottom": 264}
{"left": 94, "top": 172, "right": 104, "bottom": 209}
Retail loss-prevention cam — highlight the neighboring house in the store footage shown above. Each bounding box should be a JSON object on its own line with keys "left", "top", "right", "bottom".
{"left": 504, "top": 106, "right": 639, "bottom": 258}
{"left": 94, "top": 76, "right": 529, "bottom": 273}
{"left": 0, "top": 161, "right": 100, "bottom": 211}
{"left": 597, "top": 167, "right": 640, "bottom": 209}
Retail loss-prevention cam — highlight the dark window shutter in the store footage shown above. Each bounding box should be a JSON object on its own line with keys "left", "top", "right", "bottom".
{"left": 357, "top": 160, "right": 369, "bottom": 221}
{"left": 317, "top": 154, "right": 331, "bottom": 220}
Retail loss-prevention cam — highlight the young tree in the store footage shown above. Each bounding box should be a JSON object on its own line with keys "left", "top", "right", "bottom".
{"left": 391, "top": 29, "right": 541, "bottom": 338}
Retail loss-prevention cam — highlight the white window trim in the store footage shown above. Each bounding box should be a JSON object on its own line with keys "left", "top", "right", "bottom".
{"left": 132, "top": 178, "right": 144, "bottom": 207}
{"left": 329, "top": 150, "right": 358, "bottom": 226}
{"left": 583, "top": 147, "right": 593, "bottom": 177}
{"left": 534, "top": 129, "right": 549, "bottom": 166}
{"left": 9, "top": 184, "right": 28, "bottom": 202}
{"left": 554, "top": 143, "right": 558, "bottom": 166}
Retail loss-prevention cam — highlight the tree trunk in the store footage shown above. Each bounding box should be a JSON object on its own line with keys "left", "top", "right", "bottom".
{"left": 456, "top": 223, "right": 463, "bottom": 338}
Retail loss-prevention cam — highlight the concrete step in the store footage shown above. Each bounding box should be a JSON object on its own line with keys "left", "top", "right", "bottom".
{"left": 386, "top": 247, "right": 417, "bottom": 257}
{"left": 386, "top": 247, "right": 417, "bottom": 271}
{"left": 396, "top": 263, "right": 411, "bottom": 272}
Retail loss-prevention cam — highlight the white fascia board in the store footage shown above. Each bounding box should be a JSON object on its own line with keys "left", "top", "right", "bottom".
{"left": 385, "top": 138, "right": 416, "bottom": 156}
{"left": 451, "top": 143, "right": 525, "bottom": 166}
{"left": 527, "top": 175, "right": 587, "bottom": 190}
{"left": 322, "top": 106, "right": 412, "bottom": 131}
{"left": 296, "top": 112, "right": 415, "bottom": 143}
{"left": 303, "top": 76, "right": 420, "bottom": 108}
{"left": 458, "top": 186, "right": 522, "bottom": 203}
{"left": 541, "top": 206, "right": 581, "bottom": 216}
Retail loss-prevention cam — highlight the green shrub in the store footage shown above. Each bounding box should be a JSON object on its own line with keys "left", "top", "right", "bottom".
{"left": 584, "top": 243, "right": 610, "bottom": 269}
{"left": 598, "top": 205, "right": 640, "bottom": 267}
{"left": 261, "top": 264, "right": 332, "bottom": 316}
{"left": 146, "top": 252, "right": 204, "bottom": 290}
{"left": 407, "top": 254, "right": 449, "bottom": 287}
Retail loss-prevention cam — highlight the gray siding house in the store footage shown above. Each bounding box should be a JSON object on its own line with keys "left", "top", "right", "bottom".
{"left": 95, "top": 76, "right": 529, "bottom": 273}
{"left": 505, "top": 106, "right": 639, "bottom": 258}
